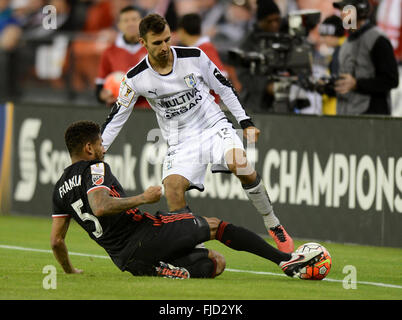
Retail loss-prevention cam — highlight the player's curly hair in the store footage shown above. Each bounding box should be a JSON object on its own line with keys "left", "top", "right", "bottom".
{"left": 64, "top": 121, "right": 101, "bottom": 156}
{"left": 139, "top": 13, "right": 168, "bottom": 39}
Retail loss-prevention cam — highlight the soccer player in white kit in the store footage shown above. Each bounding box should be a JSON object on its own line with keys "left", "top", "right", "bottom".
{"left": 101, "top": 14, "right": 294, "bottom": 252}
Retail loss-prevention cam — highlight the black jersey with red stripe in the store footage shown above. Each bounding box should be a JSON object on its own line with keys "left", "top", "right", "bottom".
{"left": 52, "top": 160, "right": 145, "bottom": 270}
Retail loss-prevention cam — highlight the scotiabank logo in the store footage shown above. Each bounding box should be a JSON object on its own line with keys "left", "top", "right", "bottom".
{"left": 14, "top": 119, "right": 42, "bottom": 201}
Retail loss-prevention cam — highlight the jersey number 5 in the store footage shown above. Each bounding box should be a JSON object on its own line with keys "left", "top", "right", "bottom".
{"left": 71, "top": 199, "right": 103, "bottom": 238}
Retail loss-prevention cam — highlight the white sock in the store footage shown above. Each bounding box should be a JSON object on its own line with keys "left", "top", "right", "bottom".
{"left": 262, "top": 212, "right": 281, "bottom": 230}
{"left": 243, "top": 177, "right": 280, "bottom": 229}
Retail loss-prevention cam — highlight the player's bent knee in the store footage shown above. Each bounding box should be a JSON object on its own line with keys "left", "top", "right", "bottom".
{"left": 208, "top": 249, "right": 226, "bottom": 277}
{"left": 163, "top": 175, "right": 189, "bottom": 188}
{"left": 163, "top": 175, "right": 190, "bottom": 210}
{"left": 163, "top": 176, "right": 189, "bottom": 196}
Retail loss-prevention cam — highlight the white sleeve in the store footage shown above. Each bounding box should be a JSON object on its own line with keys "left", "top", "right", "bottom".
{"left": 101, "top": 77, "right": 138, "bottom": 151}
{"left": 199, "top": 49, "right": 250, "bottom": 124}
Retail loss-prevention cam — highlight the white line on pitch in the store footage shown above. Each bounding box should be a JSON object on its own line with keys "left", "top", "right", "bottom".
{"left": 1, "top": 244, "right": 402, "bottom": 290}
{"left": 0, "top": 244, "right": 109, "bottom": 259}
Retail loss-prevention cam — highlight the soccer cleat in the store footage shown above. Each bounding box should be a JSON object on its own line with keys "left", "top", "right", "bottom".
{"left": 279, "top": 250, "right": 323, "bottom": 278}
{"left": 155, "top": 262, "right": 190, "bottom": 279}
{"left": 268, "top": 225, "right": 294, "bottom": 253}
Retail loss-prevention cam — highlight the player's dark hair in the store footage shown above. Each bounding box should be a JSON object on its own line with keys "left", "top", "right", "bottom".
{"left": 178, "top": 13, "right": 201, "bottom": 36}
{"left": 64, "top": 121, "right": 101, "bottom": 156}
{"left": 139, "top": 14, "right": 168, "bottom": 39}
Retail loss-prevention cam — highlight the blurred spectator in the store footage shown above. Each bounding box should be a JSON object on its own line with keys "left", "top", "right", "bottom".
{"left": 174, "top": 0, "right": 200, "bottom": 16}
{"left": 83, "top": 0, "right": 115, "bottom": 33}
{"left": 318, "top": 15, "right": 346, "bottom": 115}
{"left": 66, "top": 0, "right": 121, "bottom": 96}
{"left": 177, "top": 13, "right": 226, "bottom": 74}
{"left": 198, "top": 0, "right": 226, "bottom": 37}
{"left": 0, "top": 0, "right": 21, "bottom": 51}
{"left": 0, "top": 0, "right": 22, "bottom": 99}
{"left": 376, "top": 0, "right": 402, "bottom": 62}
{"left": 177, "top": 12, "right": 227, "bottom": 104}
{"left": 210, "top": 0, "right": 254, "bottom": 62}
{"left": 235, "top": 0, "right": 282, "bottom": 113}
{"left": 333, "top": 0, "right": 399, "bottom": 115}
{"left": 17, "top": 0, "right": 81, "bottom": 40}
{"left": 48, "top": 0, "right": 79, "bottom": 32}
{"left": 176, "top": 0, "right": 254, "bottom": 92}
{"left": 12, "top": 0, "right": 44, "bottom": 40}
{"left": 95, "top": 5, "right": 148, "bottom": 106}
{"left": 135, "top": 0, "right": 178, "bottom": 31}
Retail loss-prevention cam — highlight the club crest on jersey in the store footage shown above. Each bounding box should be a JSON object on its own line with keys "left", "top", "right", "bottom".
{"left": 92, "top": 175, "right": 104, "bottom": 186}
{"left": 184, "top": 73, "right": 197, "bottom": 88}
{"left": 90, "top": 163, "right": 105, "bottom": 175}
{"left": 118, "top": 82, "right": 135, "bottom": 108}
{"left": 124, "top": 87, "right": 133, "bottom": 97}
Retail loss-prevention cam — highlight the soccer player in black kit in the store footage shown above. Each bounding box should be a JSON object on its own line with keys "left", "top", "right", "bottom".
{"left": 50, "top": 121, "right": 322, "bottom": 279}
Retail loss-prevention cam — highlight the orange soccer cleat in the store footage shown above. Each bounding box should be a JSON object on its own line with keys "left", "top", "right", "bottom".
{"left": 269, "top": 225, "right": 294, "bottom": 253}
{"left": 155, "top": 262, "right": 190, "bottom": 279}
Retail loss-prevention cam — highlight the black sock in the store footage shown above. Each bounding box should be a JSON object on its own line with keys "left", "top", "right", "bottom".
{"left": 216, "top": 221, "right": 291, "bottom": 265}
{"left": 185, "top": 258, "right": 216, "bottom": 278}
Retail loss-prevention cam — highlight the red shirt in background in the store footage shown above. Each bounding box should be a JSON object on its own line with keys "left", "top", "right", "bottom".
{"left": 377, "top": 0, "right": 402, "bottom": 62}
{"left": 97, "top": 34, "right": 149, "bottom": 108}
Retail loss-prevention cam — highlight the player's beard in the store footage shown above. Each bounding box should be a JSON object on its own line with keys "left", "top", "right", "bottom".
{"left": 158, "top": 50, "right": 169, "bottom": 63}
{"left": 94, "top": 148, "right": 104, "bottom": 161}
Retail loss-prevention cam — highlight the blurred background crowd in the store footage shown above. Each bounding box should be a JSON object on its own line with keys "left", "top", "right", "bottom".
{"left": 0, "top": 0, "right": 401, "bottom": 115}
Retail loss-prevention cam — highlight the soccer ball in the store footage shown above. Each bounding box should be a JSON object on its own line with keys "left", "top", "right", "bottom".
{"left": 296, "top": 242, "right": 332, "bottom": 280}
{"left": 103, "top": 71, "right": 125, "bottom": 99}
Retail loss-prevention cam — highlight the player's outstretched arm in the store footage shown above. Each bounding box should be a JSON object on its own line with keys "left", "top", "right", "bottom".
{"left": 88, "top": 186, "right": 162, "bottom": 217}
{"left": 50, "top": 216, "right": 83, "bottom": 274}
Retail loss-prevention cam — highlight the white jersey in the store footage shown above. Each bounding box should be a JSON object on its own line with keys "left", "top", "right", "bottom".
{"left": 101, "top": 46, "right": 250, "bottom": 149}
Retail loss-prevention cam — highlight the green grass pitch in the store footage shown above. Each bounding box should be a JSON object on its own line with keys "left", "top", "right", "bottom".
{"left": 0, "top": 215, "right": 401, "bottom": 300}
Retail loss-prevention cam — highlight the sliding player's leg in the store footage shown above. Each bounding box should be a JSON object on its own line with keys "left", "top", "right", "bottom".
{"left": 125, "top": 214, "right": 320, "bottom": 279}
{"left": 203, "top": 216, "right": 321, "bottom": 278}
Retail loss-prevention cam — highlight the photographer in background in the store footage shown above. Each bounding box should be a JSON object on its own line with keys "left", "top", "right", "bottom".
{"left": 236, "top": 0, "right": 282, "bottom": 113}
{"left": 334, "top": 0, "right": 399, "bottom": 115}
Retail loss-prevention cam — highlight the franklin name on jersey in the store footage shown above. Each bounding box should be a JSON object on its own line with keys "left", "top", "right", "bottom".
{"left": 101, "top": 46, "right": 250, "bottom": 149}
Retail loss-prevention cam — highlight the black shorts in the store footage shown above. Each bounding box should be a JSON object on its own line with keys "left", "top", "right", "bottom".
{"left": 124, "top": 212, "right": 211, "bottom": 276}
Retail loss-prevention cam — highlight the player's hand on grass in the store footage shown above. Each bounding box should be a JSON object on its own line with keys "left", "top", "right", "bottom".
{"left": 243, "top": 126, "right": 260, "bottom": 144}
{"left": 142, "top": 186, "right": 162, "bottom": 204}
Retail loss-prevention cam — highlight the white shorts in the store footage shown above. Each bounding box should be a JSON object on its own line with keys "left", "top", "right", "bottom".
{"left": 162, "top": 120, "right": 245, "bottom": 191}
